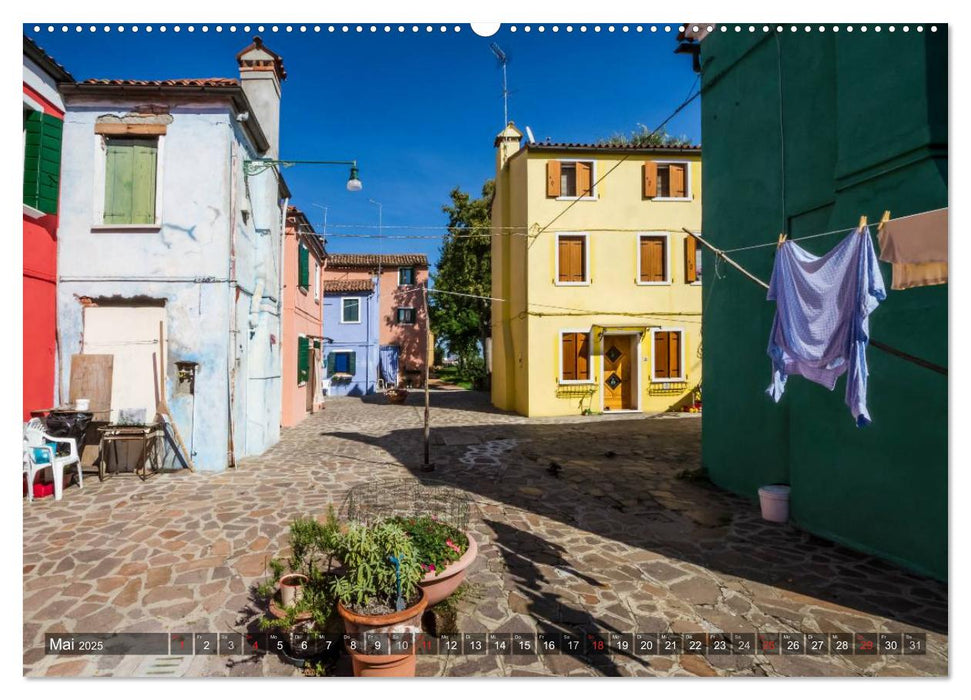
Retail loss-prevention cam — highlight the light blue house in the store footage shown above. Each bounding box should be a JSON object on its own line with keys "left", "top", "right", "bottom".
{"left": 55, "top": 38, "right": 288, "bottom": 471}
{"left": 321, "top": 278, "right": 379, "bottom": 396}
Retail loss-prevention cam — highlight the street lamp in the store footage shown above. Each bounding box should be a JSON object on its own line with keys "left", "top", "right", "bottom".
{"left": 243, "top": 159, "right": 364, "bottom": 193}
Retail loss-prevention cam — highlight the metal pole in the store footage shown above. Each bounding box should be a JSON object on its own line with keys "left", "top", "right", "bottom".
{"left": 421, "top": 283, "right": 433, "bottom": 471}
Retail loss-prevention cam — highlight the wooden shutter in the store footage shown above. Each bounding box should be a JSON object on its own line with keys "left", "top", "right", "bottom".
{"left": 685, "top": 235, "right": 697, "bottom": 283}
{"left": 347, "top": 352, "right": 357, "bottom": 375}
{"left": 670, "top": 164, "right": 686, "bottom": 198}
{"left": 642, "top": 161, "right": 658, "bottom": 198}
{"left": 558, "top": 236, "right": 585, "bottom": 282}
{"left": 654, "top": 332, "right": 670, "bottom": 379}
{"left": 640, "top": 237, "right": 666, "bottom": 282}
{"left": 326, "top": 352, "right": 336, "bottom": 375}
{"left": 561, "top": 333, "right": 577, "bottom": 381}
{"left": 668, "top": 332, "right": 682, "bottom": 378}
{"left": 23, "top": 111, "right": 63, "bottom": 214}
{"left": 546, "top": 160, "right": 561, "bottom": 197}
{"left": 576, "top": 162, "right": 592, "bottom": 197}
{"left": 298, "top": 244, "right": 310, "bottom": 288}
{"left": 131, "top": 141, "right": 157, "bottom": 224}
{"left": 104, "top": 140, "right": 135, "bottom": 224}
{"left": 576, "top": 333, "right": 590, "bottom": 380}
{"left": 298, "top": 336, "right": 309, "bottom": 383}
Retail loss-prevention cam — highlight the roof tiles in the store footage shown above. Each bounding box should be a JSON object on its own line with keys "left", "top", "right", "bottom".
{"left": 82, "top": 78, "right": 240, "bottom": 87}
{"left": 322, "top": 279, "right": 374, "bottom": 293}
{"left": 326, "top": 254, "right": 428, "bottom": 269}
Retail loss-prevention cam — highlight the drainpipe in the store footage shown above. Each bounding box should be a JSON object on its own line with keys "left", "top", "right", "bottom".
{"left": 226, "top": 143, "right": 238, "bottom": 470}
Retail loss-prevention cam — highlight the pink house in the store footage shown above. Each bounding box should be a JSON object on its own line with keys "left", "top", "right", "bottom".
{"left": 281, "top": 207, "right": 326, "bottom": 426}
{"left": 322, "top": 254, "right": 430, "bottom": 387}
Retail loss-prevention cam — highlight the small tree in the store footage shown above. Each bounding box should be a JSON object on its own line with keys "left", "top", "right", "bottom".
{"left": 598, "top": 125, "right": 695, "bottom": 148}
{"left": 431, "top": 180, "right": 494, "bottom": 379}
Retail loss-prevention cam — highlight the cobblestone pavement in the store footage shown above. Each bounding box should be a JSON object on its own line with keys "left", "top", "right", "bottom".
{"left": 23, "top": 390, "right": 947, "bottom": 677}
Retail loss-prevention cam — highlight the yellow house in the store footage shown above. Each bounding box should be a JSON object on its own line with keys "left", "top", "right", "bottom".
{"left": 490, "top": 123, "right": 703, "bottom": 417}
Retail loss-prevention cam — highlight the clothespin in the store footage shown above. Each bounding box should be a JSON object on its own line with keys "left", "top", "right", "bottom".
{"left": 878, "top": 210, "right": 891, "bottom": 232}
{"left": 777, "top": 233, "right": 787, "bottom": 249}
{"left": 858, "top": 215, "right": 868, "bottom": 233}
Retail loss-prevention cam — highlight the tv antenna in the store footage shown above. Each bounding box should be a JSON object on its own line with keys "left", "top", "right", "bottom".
{"left": 489, "top": 42, "right": 510, "bottom": 126}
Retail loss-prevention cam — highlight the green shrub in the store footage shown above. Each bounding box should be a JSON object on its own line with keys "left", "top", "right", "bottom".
{"left": 330, "top": 520, "right": 424, "bottom": 611}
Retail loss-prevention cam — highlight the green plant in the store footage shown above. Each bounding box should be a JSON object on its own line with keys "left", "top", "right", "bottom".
{"left": 330, "top": 520, "right": 424, "bottom": 611}
{"left": 258, "top": 508, "right": 342, "bottom": 632}
{"left": 388, "top": 515, "right": 468, "bottom": 576}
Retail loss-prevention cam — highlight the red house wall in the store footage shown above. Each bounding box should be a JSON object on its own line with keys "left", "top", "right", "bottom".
{"left": 23, "top": 82, "right": 62, "bottom": 420}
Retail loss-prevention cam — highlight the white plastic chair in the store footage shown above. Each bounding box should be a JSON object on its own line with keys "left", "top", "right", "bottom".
{"left": 23, "top": 419, "right": 83, "bottom": 501}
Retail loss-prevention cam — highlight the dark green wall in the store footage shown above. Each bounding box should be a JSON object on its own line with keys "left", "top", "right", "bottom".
{"left": 699, "top": 28, "right": 947, "bottom": 580}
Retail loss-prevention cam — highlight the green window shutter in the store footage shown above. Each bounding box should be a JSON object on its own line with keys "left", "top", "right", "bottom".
{"left": 24, "top": 111, "right": 63, "bottom": 214}
{"left": 326, "top": 352, "right": 336, "bottom": 375}
{"left": 297, "top": 336, "right": 309, "bottom": 383}
{"left": 298, "top": 245, "right": 310, "bottom": 288}
{"left": 347, "top": 352, "right": 356, "bottom": 376}
{"left": 104, "top": 138, "right": 157, "bottom": 224}
{"left": 131, "top": 141, "right": 157, "bottom": 224}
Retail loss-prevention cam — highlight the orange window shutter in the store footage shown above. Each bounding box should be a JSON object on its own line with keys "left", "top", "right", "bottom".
{"left": 576, "top": 333, "right": 590, "bottom": 380}
{"left": 654, "top": 332, "right": 669, "bottom": 378}
{"left": 685, "top": 235, "right": 697, "bottom": 283}
{"left": 547, "top": 161, "right": 562, "bottom": 198}
{"left": 643, "top": 161, "right": 658, "bottom": 198}
{"left": 642, "top": 238, "right": 665, "bottom": 282}
{"left": 640, "top": 238, "right": 651, "bottom": 282}
{"left": 655, "top": 239, "right": 666, "bottom": 281}
{"left": 562, "top": 333, "right": 576, "bottom": 380}
{"left": 670, "top": 164, "right": 686, "bottom": 198}
{"left": 669, "top": 332, "right": 681, "bottom": 377}
{"left": 558, "top": 238, "right": 569, "bottom": 281}
{"left": 575, "top": 238, "right": 585, "bottom": 281}
{"left": 576, "top": 162, "right": 592, "bottom": 197}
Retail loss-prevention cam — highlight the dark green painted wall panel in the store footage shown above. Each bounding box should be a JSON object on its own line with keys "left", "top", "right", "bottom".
{"left": 699, "top": 28, "right": 947, "bottom": 580}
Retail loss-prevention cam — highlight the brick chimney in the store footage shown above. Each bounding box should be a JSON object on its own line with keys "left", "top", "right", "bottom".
{"left": 236, "top": 36, "right": 286, "bottom": 158}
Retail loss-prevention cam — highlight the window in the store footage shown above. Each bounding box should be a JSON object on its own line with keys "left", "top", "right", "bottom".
{"left": 560, "top": 331, "right": 592, "bottom": 382}
{"left": 547, "top": 160, "right": 594, "bottom": 198}
{"left": 23, "top": 108, "right": 63, "bottom": 215}
{"left": 297, "top": 336, "right": 309, "bottom": 384}
{"left": 104, "top": 137, "right": 158, "bottom": 224}
{"left": 396, "top": 307, "right": 416, "bottom": 324}
{"left": 652, "top": 330, "right": 684, "bottom": 381}
{"left": 685, "top": 235, "right": 701, "bottom": 284}
{"left": 398, "top": 267, "right": 415, "bottom": 286}
{"left": 642, "top": 161, "right": 689, "bottom": 200}
{"left": 341, "top": 297, "right": 361, "bottom": 324}
{"left": 639, "top": 234, "right": 669, "bottom": 284}
{"left": 327, "top": 350, "right": 356, "bottom": 376}
{"left": 298, "top": 244, "right": 310, "bottom": 290}
{"left": 556, "top": 234, "right": 588, "bottom": 284}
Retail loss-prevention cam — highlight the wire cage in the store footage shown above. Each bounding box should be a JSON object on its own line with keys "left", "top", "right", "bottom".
{"left": 339, "top": 478, "right": 472, "bottom": 531}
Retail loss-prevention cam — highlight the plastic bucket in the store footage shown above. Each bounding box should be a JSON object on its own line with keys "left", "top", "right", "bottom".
{"left": 758, "top": 485, "right": 790, "bottom": 523}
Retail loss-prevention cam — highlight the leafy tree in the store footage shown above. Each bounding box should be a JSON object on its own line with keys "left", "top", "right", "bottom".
{"left": 431, "top": 180, "right": 494, "bottom": 375}
{"left": 598, "top": 125, "right": 695, "bottom": 148}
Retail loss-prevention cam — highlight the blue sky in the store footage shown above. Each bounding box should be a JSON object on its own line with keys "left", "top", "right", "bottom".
{"left": 28, "top": 24, "right": 701, "bottom": 272}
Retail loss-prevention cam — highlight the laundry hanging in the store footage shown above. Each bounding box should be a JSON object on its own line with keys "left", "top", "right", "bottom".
{"left": 878, "top": 208, "right": 949, "bottom": 290}
{"left": 766, "top": 226, "right": 887, "bottom": 426}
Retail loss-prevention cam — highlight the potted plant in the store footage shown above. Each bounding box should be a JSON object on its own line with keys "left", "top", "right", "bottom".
{"left": 385, "top": 385, "right": 409, "bottom": 405}
{"left": 388, "top": 515, "right": 478, "bottom": 606}
{"left": 330, "top": 520, "right": 427, "bottom": 677}
{"left": 258, "top": 512, "right": 343, "bottom": 668}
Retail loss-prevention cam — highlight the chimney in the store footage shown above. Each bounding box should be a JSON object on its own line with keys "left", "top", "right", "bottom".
{"left": 236, "top": 36, "right": 286, "bottom": 158}
{"left": 494, "top": 121, "right": 523, "bottom": 172}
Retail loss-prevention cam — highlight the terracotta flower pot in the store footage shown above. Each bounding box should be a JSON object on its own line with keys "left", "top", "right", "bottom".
{"left": 337, "top": 588, "right": 428, "bottom": 677}
{"left": 279, "top": 573, "right": 309, "bottom": 608}
{"left": 419, "top": 532, "right": 478, "bottom": 606}
{"left": 386, "top": 389, "right": 409, "bottom": 405}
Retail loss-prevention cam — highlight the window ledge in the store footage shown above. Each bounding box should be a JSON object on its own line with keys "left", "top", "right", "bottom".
{"left": 650, "top": 197, "right": 692, "bottom": 202}
{"left": 636, "top": 280, "right": 672, "bottom": 286}
{"left": 555, "top": 196, "right": 597, "bottom": 202}
{"left": 91, "top": 224, "right": 161, "bottom": 233}
{"left": 554, "top": 281, "right": 592, "bottom": 287}
{"left": 559, "top": 380, "right": 596, "bottom": 386}
{"left": 651, "top": 377, "right": 687, "bottom": 384}
{"left": 23, "top": 204, "right": 47, "bottom": 220}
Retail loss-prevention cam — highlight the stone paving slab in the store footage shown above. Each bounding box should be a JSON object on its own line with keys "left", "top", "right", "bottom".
{"left": 23, "top": 391, "right": 947, "bottom": 677}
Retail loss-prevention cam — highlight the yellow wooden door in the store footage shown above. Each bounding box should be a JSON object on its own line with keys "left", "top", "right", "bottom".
{"left": 603, "top": 336, "right": 634, "bottom": 410}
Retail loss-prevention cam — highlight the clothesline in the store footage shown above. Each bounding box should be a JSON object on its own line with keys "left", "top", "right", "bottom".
{"left": 721, "top": 207, "right": 949, "bottom": 253}
{"left": 682, "top": 227, "right": 947, "bottom": 376}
